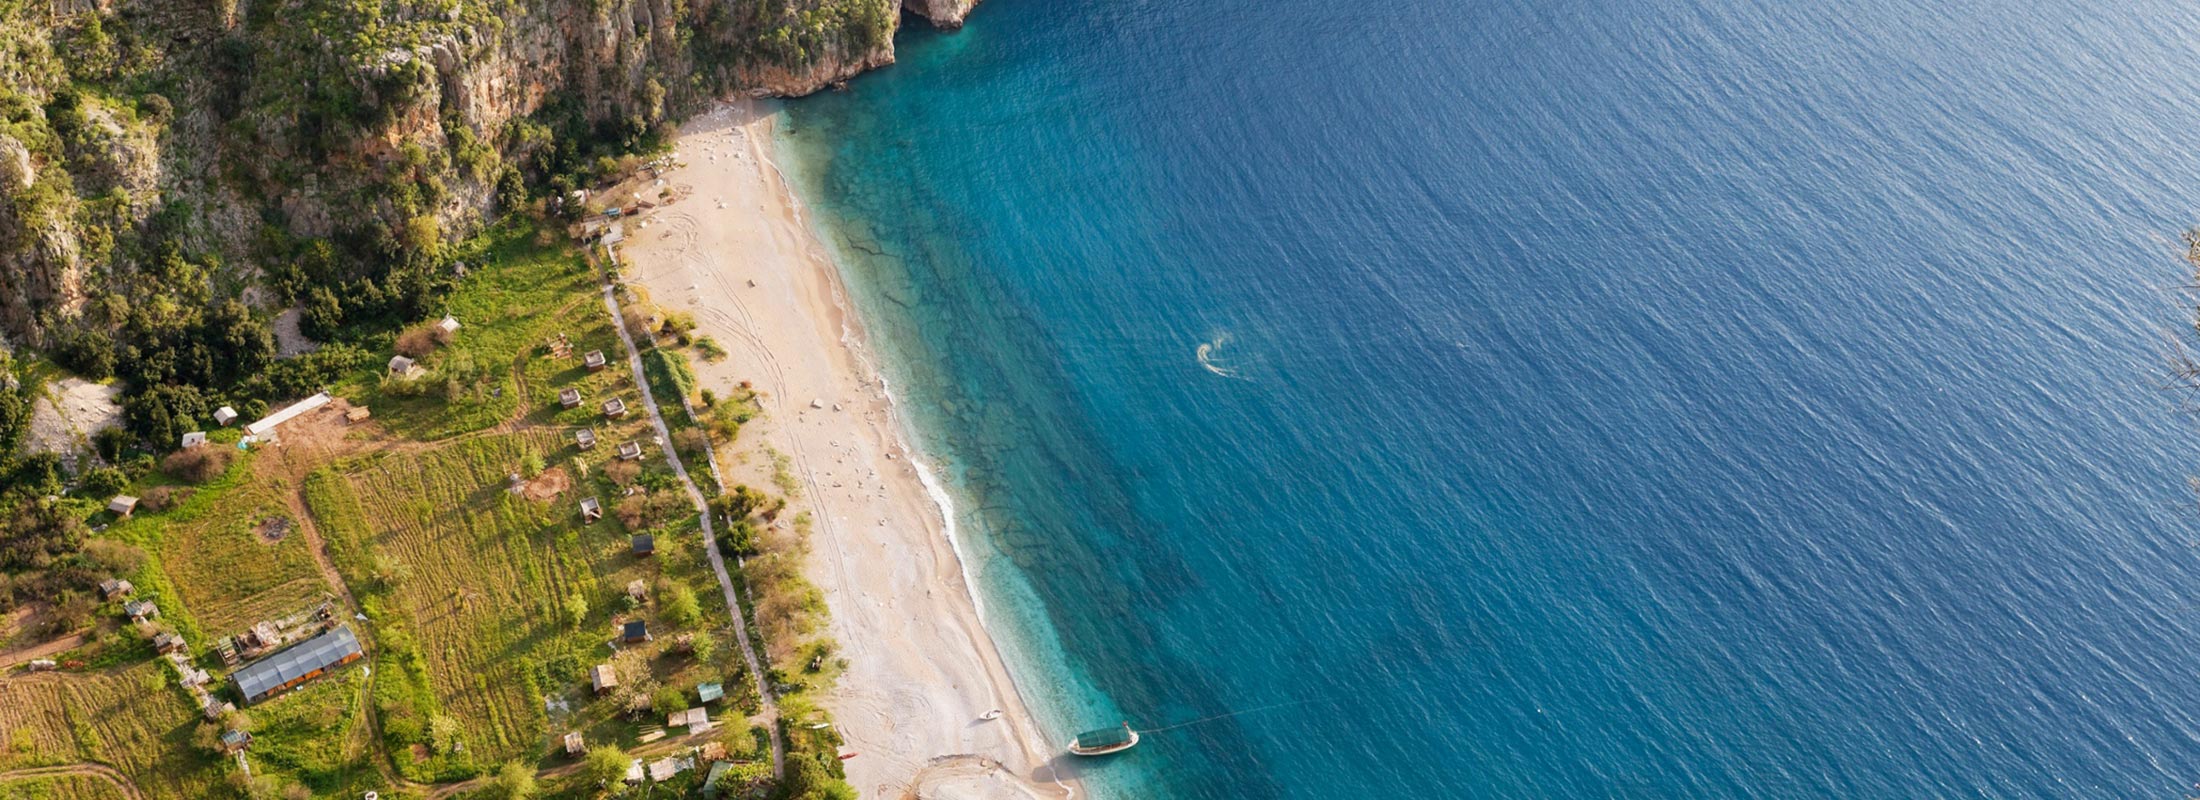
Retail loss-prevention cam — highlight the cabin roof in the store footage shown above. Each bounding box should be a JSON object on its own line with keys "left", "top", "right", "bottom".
{"left": 246, "top": 392, "right": 332, "bottom": 436}
{"left": 232, "top": 626, "right": 361, "bottom": 700}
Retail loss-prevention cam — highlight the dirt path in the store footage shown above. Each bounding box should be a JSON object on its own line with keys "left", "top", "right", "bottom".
{"left": 0, "top": 763, "right": 147, "bottom": 800}
{"left": 0, "top": 629, "right": 91, "bottom": 671}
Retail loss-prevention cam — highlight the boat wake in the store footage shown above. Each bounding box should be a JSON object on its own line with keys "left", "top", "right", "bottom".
{"left": 1196, "top": 333, "right": 1248, "bottom": 380}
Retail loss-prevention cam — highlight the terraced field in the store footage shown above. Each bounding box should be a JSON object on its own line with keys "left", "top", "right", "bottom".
{"left": 0, "top": 667, "right": 217, "bottom": 799}
{"left": 0, "top": 770, "right": 136, "bottom": 800}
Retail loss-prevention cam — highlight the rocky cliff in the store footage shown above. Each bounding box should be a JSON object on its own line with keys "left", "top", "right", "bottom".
{"left": 0, "top": 0, "right": 935, "bottom": 346}
{"left": 903, "top": 0, "right": 981, "bottom": 30}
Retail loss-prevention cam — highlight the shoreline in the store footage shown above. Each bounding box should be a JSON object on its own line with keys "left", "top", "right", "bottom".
{"left": 618, "top": 100, "right": 1078, "bottom": 799}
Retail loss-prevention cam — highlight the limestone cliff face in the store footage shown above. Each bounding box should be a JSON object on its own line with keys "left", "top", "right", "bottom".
{"left": 0, "top": 0, "right": 923, "bottom": 341}
{"left": 903, "top": 0, "right": 982, "bottom": 30}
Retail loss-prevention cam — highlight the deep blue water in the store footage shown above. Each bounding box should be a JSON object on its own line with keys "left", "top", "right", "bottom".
{"left": 777, "top": 0, "right": 2200, "bottom": 796}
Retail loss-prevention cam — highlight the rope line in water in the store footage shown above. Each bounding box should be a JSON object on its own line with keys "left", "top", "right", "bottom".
{"left": 1140, "top": 696, "right": 1329, "bottom": 734}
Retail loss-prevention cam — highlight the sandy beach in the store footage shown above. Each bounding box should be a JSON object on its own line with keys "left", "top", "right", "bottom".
{"left": 617, "top": 101, "right": 1074, "bottom": 800}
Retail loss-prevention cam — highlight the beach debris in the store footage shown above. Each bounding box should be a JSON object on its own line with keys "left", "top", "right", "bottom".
{"left": 832, "top": 404, "right": 843, "bottom": 412}
{"left": 810, "top": 399, "right": 824, "bottom": 409}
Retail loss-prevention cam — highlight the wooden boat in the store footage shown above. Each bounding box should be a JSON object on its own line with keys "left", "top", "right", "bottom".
{"left": 1068, "top": 722, "right": 1139, "bottom": 756}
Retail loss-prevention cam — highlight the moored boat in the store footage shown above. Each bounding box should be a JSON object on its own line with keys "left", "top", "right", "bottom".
{"left": 1068, "top": 722, "right": 1139, "bottom": 756}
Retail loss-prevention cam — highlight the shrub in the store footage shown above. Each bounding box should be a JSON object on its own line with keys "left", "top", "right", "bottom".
{"left": 161, "top": 446, "right": 235, "bottom": 484}
{"left": 77, "top": 466, "right": 129, "bottom": 498}
{"left": 141, "top": 485, "right": 193, "bottom": 511}
{"left": 672, "top": 427, "right": 706, "bottom": 459}
{"left": 694, "top": 336, "right": 727, "bottom": 362}
{"left": 394, "top": 323, "right": 440, "bottom": 358}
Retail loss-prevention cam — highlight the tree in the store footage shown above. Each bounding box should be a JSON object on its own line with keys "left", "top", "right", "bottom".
{"left": 489, "top": 760, "right": 538, "bottom": 799}
{"left": 775, "top": 756, "right": 857, "bottom": 800}
{"left": 659, "top": 582, "right": 700, "bottom": 628}
{"left": 580, "top": 745, "right": 630, "bottom": 791}
{"left": 300, "top": 285, "right": 344, "bottom": 340}
{"left": 652, "top": 686, "right": 686, "bottom": 718}
{"left": 712, "top": 485, "right": 768, "bottom": 523}
{"left": 562, "top": 593, "right": 588, "bottom": 628}
{"left": 688, "top": 630, "right": 717, "bottom": 663}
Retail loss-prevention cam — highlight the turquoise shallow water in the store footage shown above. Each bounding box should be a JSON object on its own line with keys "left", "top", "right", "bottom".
{"left": 778, "top": 0, "right": 2200, "bottom": 797}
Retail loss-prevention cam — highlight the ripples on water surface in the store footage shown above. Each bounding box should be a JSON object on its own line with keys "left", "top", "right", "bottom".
{"left": 779, "top": 0, "right": 2200, "bottom": 796}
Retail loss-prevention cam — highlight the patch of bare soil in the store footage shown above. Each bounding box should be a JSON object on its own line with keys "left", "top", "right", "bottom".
{"left": 25, "top": 378, "right": 121, "bottom": 456}
{"left": 273, "top": 308, "right": 319, "bottom": 357}
{"left": 523, "top": 466, "right": 571, "bottom": 501}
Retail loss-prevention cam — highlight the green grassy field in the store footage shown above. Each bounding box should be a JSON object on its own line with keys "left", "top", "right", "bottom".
{"left": 347, "top": 221, "right": 632, "bottom": 443}
{"left": 128, "top": 478, "right": 325, "bottom": 638}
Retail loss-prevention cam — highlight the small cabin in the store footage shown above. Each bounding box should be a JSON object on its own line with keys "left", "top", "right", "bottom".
{"left": 617, "top": 441, "right": 643, "bottom": 461}
{"left": 214, "top": 406, "right": 238, "bottom": 426}
{"left": 584, "top": 350, "right": 608, "bottom": 371}
{"left": 99, "top": 578, "right": 134, "bottom": 599}
{"left": 219, "top": 729, "right": 252, "bottom": 754}
{"left": 580, "top": 497, "right": 603, "bottom": 523}
{"left": 602, "top": 398, "right": 628, "bottom": 419}
{"left": 107, "top": 496, "right": 138, "bottom": 518}
{"left": 697, "top": 682, "right": 724, "bottom": 704}
{"left": 202, "top": 698, "right": 234, "bottom": 721}
{"left": 630, "top": 534, "right": 655, "bottom": 557}
{"left": 564, "top": 731, "right": 585, "bottom": 756}
{"left": 591, "top": 664, "right": 618, "bottom": 694}
{"left": 153, "top": 632, "right": 186, "bottom": 654}
{"left": 559, "top": 387, "right": 583, "bottom": 409}
{"left": 124, "top": 600, "right": 159, "bottom": 621}
{"left": 437, "top": 315, "right": 462, "bottom": 335}
{"left": 622, "top": 620, "right": 651, "bottom": 644}
{"left": 181, "top": 431, "right": 207, "bottom": 449}
{"left": 575, "top": 429, "right": 597, "bottom": 450}
{"left": 388, "top": 355, "right": 419, "bottom": 377}
{"left": 649, "top": 757, "right": 686, "bottom": 783}
{"left": 626, "top": 579, "right": 647, "bottom": 601}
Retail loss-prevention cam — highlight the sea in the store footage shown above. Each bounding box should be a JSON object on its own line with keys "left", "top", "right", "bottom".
{"left": 773, "top": 0, "right": 2200, "bottom": 797}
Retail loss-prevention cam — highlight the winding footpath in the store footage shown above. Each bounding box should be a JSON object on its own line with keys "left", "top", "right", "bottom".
{"left": 602, "top": 282, "right": 785, "bottom": 780}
